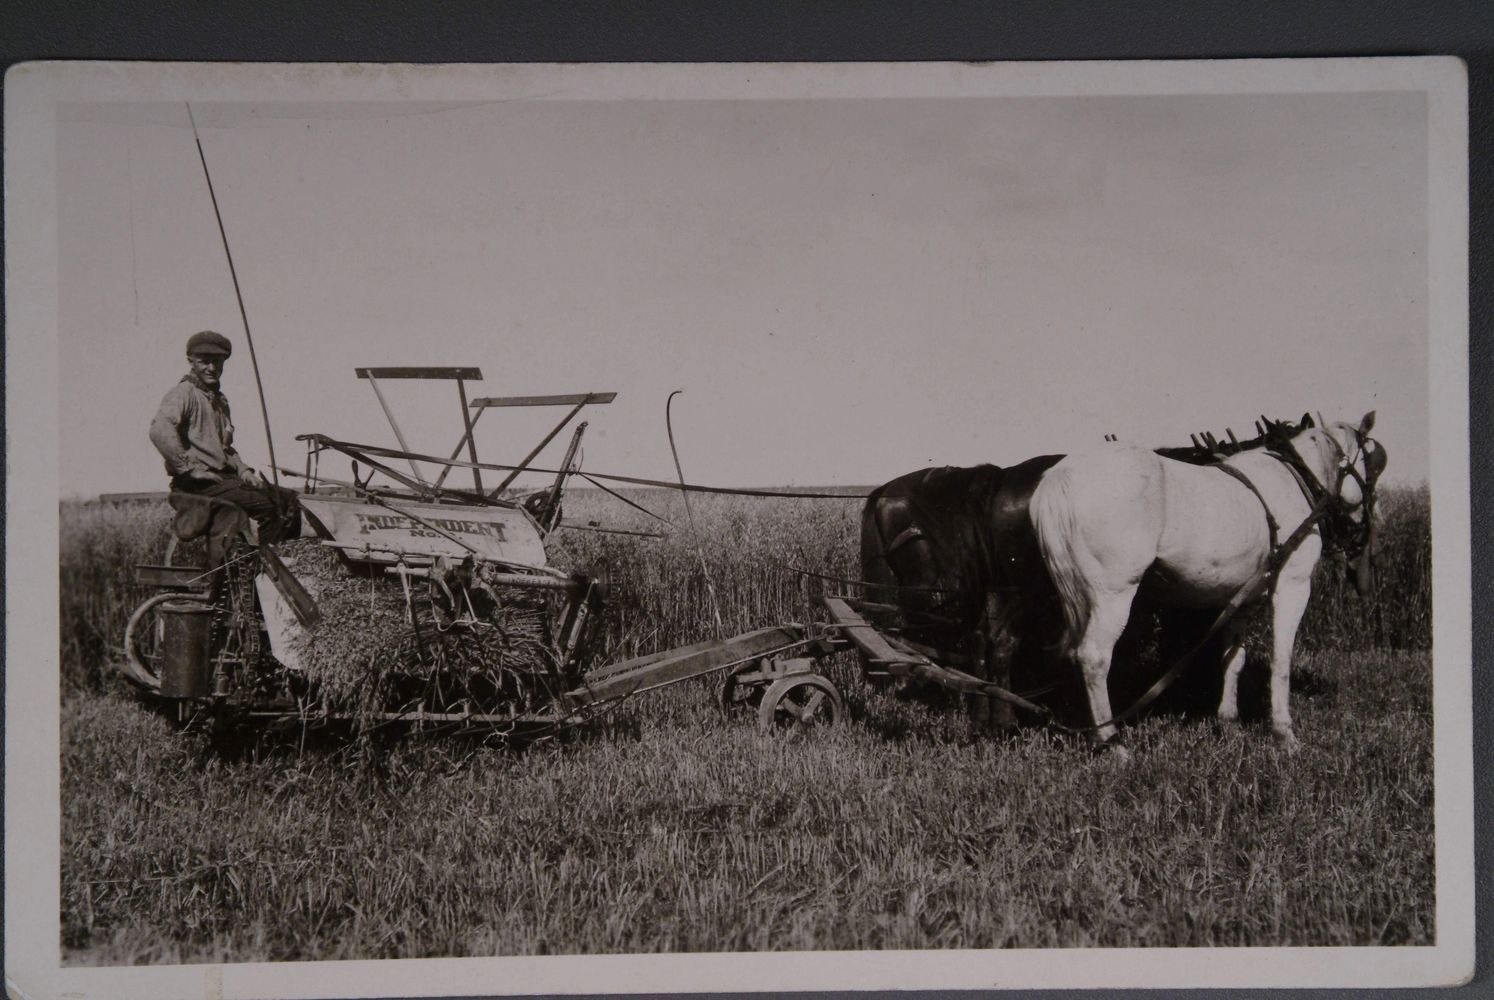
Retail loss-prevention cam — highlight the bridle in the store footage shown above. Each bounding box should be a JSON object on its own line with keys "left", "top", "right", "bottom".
{"left": 1272, "top": 425, "right": 1381, "bottom": 561}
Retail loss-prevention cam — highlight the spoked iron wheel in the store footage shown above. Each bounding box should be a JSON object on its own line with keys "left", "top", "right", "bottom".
{"left": 757, "top": 674, "right": 844, "bottom": 738}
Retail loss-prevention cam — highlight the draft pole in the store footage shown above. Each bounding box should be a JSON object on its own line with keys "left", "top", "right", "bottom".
{"left": 186, "top": 102, "right": 282, "bottom": 496}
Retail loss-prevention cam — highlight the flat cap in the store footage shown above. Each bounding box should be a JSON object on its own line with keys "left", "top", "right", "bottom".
{"left": 186, "top": 330, "right": 232, "bottom": 357}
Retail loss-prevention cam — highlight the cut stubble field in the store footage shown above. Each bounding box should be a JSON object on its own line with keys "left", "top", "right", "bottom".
{"left": 58, "top": 487, "right": 1434, "bottom": 962}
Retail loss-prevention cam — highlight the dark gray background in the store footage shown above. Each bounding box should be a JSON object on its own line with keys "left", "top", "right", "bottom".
{"left": 3, "top": 2, "right": 1488, "bottom": 997}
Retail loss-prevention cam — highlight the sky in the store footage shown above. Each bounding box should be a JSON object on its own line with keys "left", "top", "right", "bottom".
{"left": 57, "top": 92, "right": 1428, "bottom": 498}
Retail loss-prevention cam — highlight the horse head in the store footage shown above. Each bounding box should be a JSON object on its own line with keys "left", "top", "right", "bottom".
{"left": 1289, "top": 411, "right": 1385, "bottom": 594}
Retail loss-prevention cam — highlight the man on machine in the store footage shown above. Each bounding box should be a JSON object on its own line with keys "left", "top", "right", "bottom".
{"left": 149, "top": 331, "right": 301, "bottom": 553}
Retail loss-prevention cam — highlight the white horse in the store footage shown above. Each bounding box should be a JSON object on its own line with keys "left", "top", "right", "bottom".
{"left": 1029, "top": 413, "right": 1380, "bottom": 752}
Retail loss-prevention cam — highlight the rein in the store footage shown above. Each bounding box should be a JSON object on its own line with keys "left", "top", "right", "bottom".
{"left": 1078, "top": 486, "right": 1337, "bottom": 733}
{"left": 1214, "top": 464, "right": 1280, "bottom": 552}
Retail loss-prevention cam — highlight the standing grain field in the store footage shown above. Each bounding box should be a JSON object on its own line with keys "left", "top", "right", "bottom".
{"left": 58, "top": 486, "right": 1433, "bottom": 962}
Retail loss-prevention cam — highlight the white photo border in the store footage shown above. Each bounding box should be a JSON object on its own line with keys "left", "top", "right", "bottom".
{"left": 4, "top": 57, "right": 1472, "bottom": 998}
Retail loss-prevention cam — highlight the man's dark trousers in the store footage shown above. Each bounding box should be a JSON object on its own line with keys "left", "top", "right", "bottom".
{"left": 172, "top": 473, "right": 302, "bottom": 544}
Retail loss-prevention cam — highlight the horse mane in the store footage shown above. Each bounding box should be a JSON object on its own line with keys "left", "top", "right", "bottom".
{"left": 1154, "top": 416, "right": 1300, "bottom": 466}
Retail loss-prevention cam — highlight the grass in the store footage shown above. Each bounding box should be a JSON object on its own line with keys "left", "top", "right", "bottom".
{"left": 57, "top": 483, "right": 1435, "bottom": 962}
{"left": 62, "top": 649, "right": 1432, "bottom": 962}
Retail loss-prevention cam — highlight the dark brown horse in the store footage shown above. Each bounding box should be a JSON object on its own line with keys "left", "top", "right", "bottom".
{"left": 859, "top": 456, "right": 1066, "bottom": 726}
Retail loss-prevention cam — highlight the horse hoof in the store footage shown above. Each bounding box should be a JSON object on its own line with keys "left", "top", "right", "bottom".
{"left": 1273, "top": 730, "right": 1301, "bottom": 753}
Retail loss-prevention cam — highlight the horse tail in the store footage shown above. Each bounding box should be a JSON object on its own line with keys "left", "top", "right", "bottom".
{"left": 1029, "top": 463, "right": 1092, "bottom": 655}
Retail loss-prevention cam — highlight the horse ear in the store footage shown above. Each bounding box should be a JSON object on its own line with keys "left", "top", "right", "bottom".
{"left": 1300, "top": 412, "right": 1314, "bottom": 428}
{"left": 1360, "top": 410, "right": 1376, "bottom": 434}
{"left": 1315, "top": 410, "right": 1327, "bottom": 429}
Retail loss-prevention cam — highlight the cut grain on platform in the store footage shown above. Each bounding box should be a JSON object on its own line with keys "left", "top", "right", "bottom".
{"left": 279, "top": 539, "right": 562, "bottom": 720}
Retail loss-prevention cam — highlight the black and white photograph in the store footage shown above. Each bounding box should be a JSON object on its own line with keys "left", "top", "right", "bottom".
{"left": 3, "top": 59, "right": 1473, "bottom": 997}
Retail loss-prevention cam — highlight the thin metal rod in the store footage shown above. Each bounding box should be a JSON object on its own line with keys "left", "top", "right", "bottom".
{"left": 491, "top": 398, "right": 589, "bottom": 497}
{"left": 456, "top": 378, "right": 483, "bottom": 493}
{"left": 363, "top": 371, "right": 430, "bottom": 488}
{"left": 541, "top": 421, "right": 587, "bottom": 532}
{"left": 186, "top": 102, "right": 281, "bottom": 494}
{"left": 555, "top": 522, "right": 665, "bottom": 539}
{"left": 431, "top": 406, "right": 488, "bottom": 492}
{"left": 576, "top": 472, "right": 672, "bottom": 525}
{"left": 302, "top": 434, "right": 867, "bottom": 498}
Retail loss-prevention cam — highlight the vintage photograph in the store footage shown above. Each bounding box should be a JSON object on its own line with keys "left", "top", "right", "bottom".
{"left": 5, "top": 59, "right": 1472, "bottom": 996}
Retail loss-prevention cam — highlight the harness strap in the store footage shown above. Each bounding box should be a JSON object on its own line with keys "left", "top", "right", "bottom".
{"left": 1268, "top": 450, "right": 1319, "bottom": 508}
{"left": 1268, "top": 434, "right": 1374, "bottom": 561}
{"left": 1061, "top": 455, "right": 1337, "bottom": 734}
{"left": 1214, "top": 463, "right": 1280, "bottom": 552}
{"left": 1265, "top": 497, "right": 1334, "bottom": 574}
{"left": 1103, "top": 560, "right": 1275, "bottom": 728}
{"left": 1096, "top": 491, "right": 1334, "bottom": 731}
